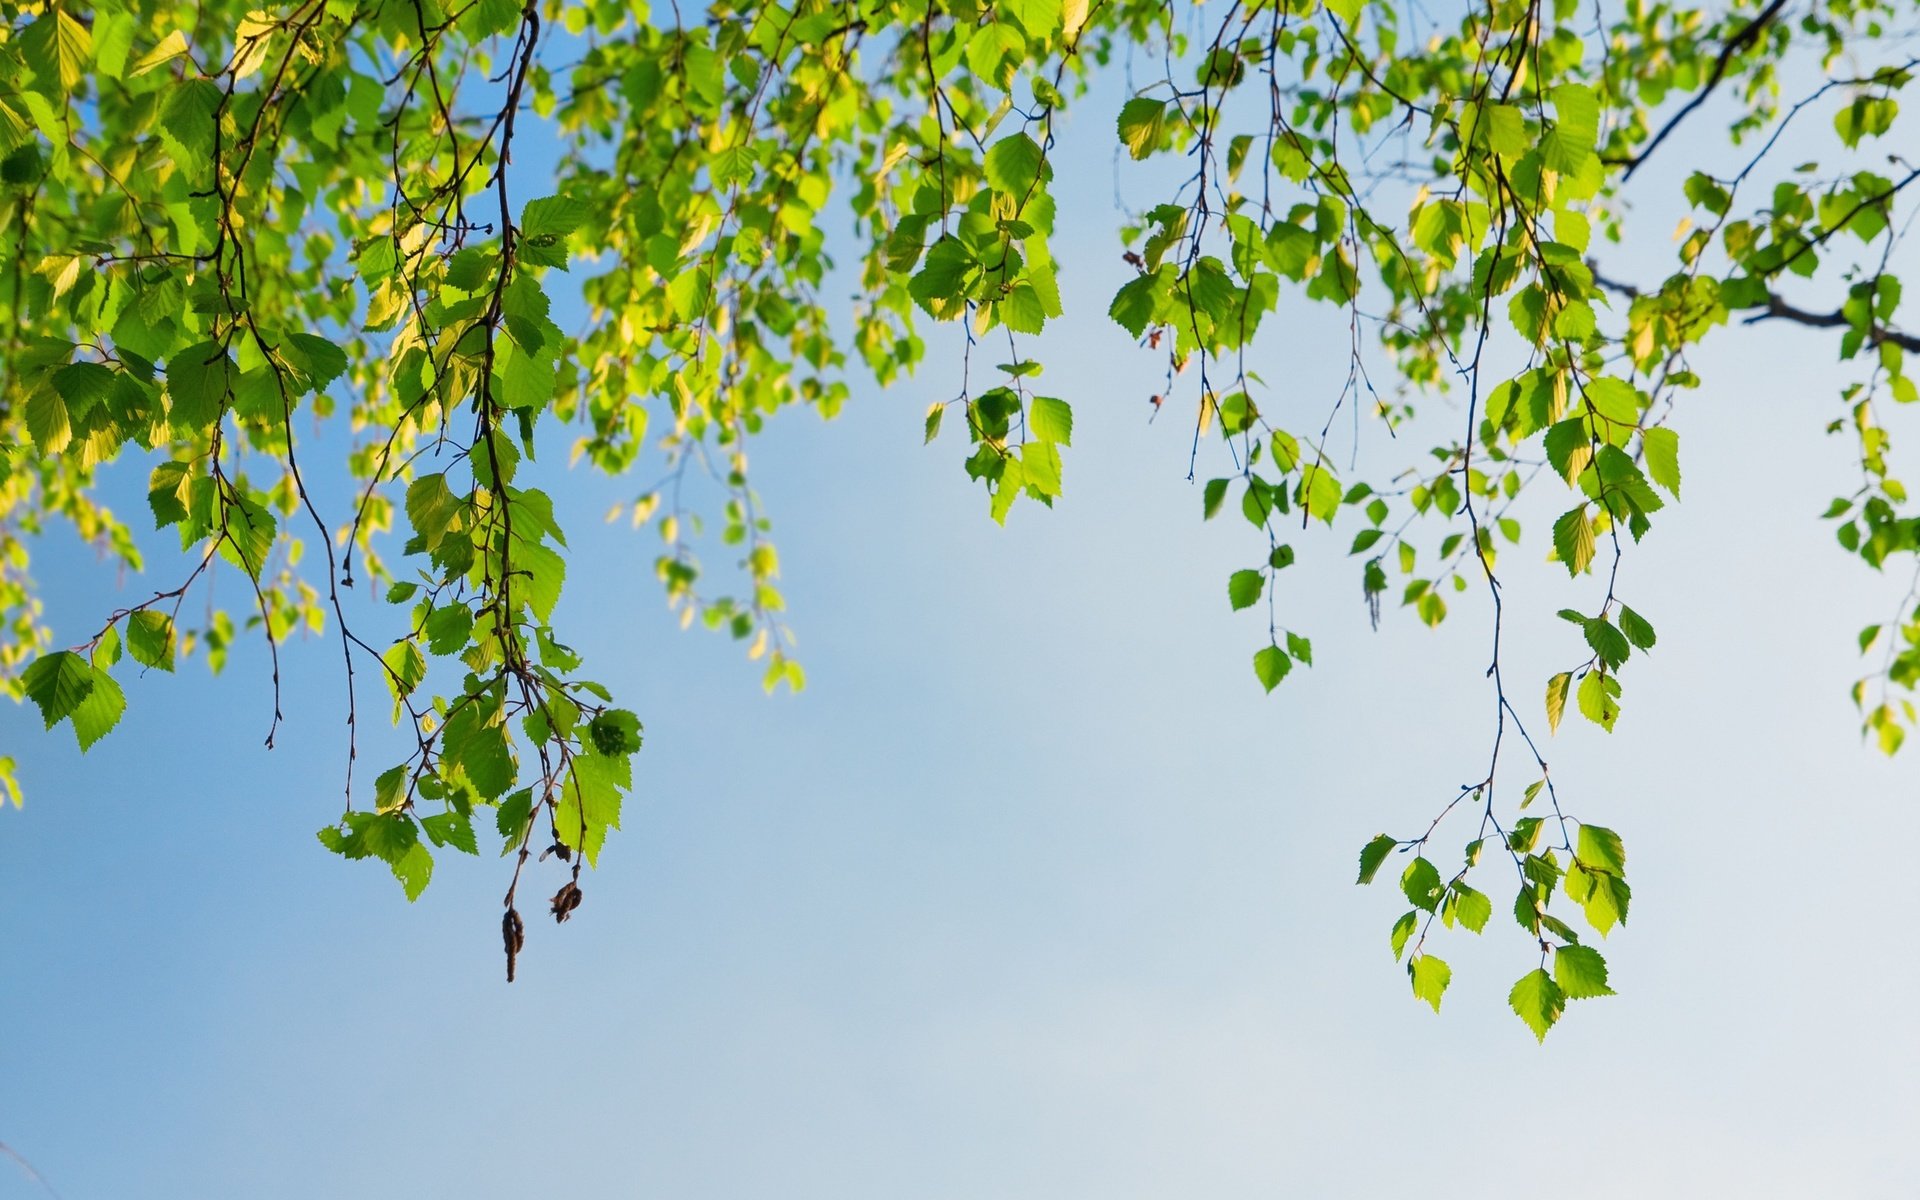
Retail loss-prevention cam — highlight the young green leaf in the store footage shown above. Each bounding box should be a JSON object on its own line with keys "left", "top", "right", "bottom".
{"left": 1641, "top": 426, "right": 1681, "bottom": 496}
{"left": 1617, "top": 605, "right": 1657, "bottom": 651}
{"left": 983, "top": 132, "right": 1045, "bottom": 198}
{"left": 1545, "top": 671, "right": 1572, "bottom": 733}
{"left": 1029, "top": 396, "right": 1073, "bottom": 445}
{"left": 1577, "top": 670, "right": 1621, "bottom": 730}
{"left": 1583, "top": 618, "right": 1631, "bottom": 669}
{"left": 392, "top": 841, "right": 434, "bottom": 901}
{"left": 1356, "top": 834, "right": 1397, "bottom": 884}
{"left": 1227, "top": 569, "right": 1264, "bottom": 611}
{"left": 1202, "top": 478, "right": 1229, "bottom": 519}
{"left": 1509, "top": 968, "right": 1566, "bottom": 1042}
{"left": 1389, "top": 910, "right": 1418, "bottom": 960}
{"left": 1253, "top": 644, "right": 1291, "bottom": 692}
{"left": 1450, "top": 883, "right": 1492, "bottom": 933}
{"left": 1409, "top": 954, "right": 1451, "bottom": 1013}
{"left": 68, "top": 667, "right": 125, "bottom": 751}
{"left": 126, "top": 612, "right": 176, "bottom": 672}
{"left": 1576, "top": 823, "right": 1627, "bottom": 875}
{"left": 1552, "top": 505, "right": 1596, "bottom": 576}
{"left": 1401, "top": 856, "right": 1443, "bottom": 912}
{"left": 21, "top": 652, "right": 95, "bottom": 730}
{"left": 1117, "top": 97, "right": 1167, "bottom": 159}
{"left": 1554, "top": 944, "right": 1615, "bottom": 999}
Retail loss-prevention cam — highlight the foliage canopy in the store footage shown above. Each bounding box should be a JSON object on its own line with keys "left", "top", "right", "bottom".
{"left": 3, "top": 0, "right": 1917, "bottom": 1035}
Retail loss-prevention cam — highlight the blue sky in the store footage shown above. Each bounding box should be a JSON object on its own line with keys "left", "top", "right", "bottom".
{"left": 5, "top": 29, "right": 1920, "bottom": 1200}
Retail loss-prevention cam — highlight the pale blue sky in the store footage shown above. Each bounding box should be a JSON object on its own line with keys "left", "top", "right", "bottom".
{"left": 5, "top": 32, "right": 1920, "bottom": 1199}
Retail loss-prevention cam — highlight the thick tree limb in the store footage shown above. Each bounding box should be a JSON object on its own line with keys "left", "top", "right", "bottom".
{"left": 1589, "top": 267, "right": 1920, "bottom": 353}
{"left": 1742, "top": 293, "right": 1920, "bottom": 353}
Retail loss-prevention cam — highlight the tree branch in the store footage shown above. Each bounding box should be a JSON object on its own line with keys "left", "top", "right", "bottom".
{"left": 1742, "top": 292, "right": 1920, "bottom": 353}
{"left": 1614, "top": 0, "right": 1789, "bottom": 180}
{"left": 1589, "top": 266, "right": 1920, "bottom": 353}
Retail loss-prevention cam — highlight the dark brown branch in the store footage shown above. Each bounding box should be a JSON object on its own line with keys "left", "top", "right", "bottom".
{"left": 1616, "top": 0, "right": 1789, "bottom": 180}
{"left": 1589, "top": 266, "right": 1920, "bottom": 353}
{"left": 1742, "top": 292, "right": 1920, "bottom": 353}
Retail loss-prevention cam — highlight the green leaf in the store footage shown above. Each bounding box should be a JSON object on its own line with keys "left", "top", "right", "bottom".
{"left": 24, "top": 388, "right": 70, "bottom": 456}
{"left": 148, "top": 462, "right": 192, "bottom": 528}
{"left": 1508, "top": 817, "right": 1543, "bottom": 854}
{"left": 53, "top": 362, "right": 116, "bottom": 418}
{"left": 1451, "top": 884, "right": 1492, "bottom": 933}
{"left": 39, "top": 10, "right": 93, "bottom": 93}
{"left": 521, "top": 194, "right": 589, "bottom": 239}
{"left": 1577, "top": 671, "right": 1621, "bottom": 730}
{"left": 1401, "top": 856, "right": 1443, "bottom": 912}
{"left": 1618, "top": 605, "right": 1657, "bottom": 651}
{"left": 495, "top": 789, "right": 535, "bottom": 846}
{"left": 127, "top": 612, "right": 176, "bottom": 672}
{"left": 1017, "top": 441, "right": 1063, "bottom": 498}
{"left": 91, "top": 626, "right": 122, "bottom": 671}
{"left": 373, "top": 765, "right": 409, "bottom": 812}
{"left": 1543, "top": 419, "right": 1591, "bottom": 483}
{"left": 1509, "top": 968, "right": 1566, "bottom": 1042}
{"left": 1357, "top": 834, "right": 1396, "bottom": 884}
{"left": 364, "top": 811, "right": 419, "bottom": 862}
{"left": 1109, "top": 271, "right": 1163, "bottom": 337}
{"left": 128, "top": 29, "right": 191, "bottom": 78}
{"left": 1002, "top": 0, "right": 1061, "bottom": 40}
{"left": 1545, "top": 671, "right": 1572, "bottom": 734}
{"left": 983, "top": 132, "right": 1045, "bottom": 199}
{"left": 422, "top": 811, "right": 479, "bottom": 855}
{"left": 1389, "top": 910, "right": 1417, "bottom": 960}
{"left": 1228, "top": 568, "right": 1264, "bottom": 611}
{"left": 382, "top": 640, "right": 427, "bottom": 704}
{"left": 1566, "top": 864, "right": 1631, "bottom": 935}
{"left": 284, "top": 333, "right": 349, "bottom": 391}
{"left": 392, "top": 841, "right": 434, "bottom": 901}
{"left": 1285, "top": 631, "right": 1312, "bottom": 665}
{"left": 406, "top": 473, "right": 464, "bottom": 551}
{"left": 1542, "top": 83, "right": 1599, "bottom": 174}
{"left": 1593, "top": 444, "right": 1664, "bottom": 517}
{"left": 553, "top": 749, "right": 628, "bottom": 867}
{"left": 1554, "top": 944, "right": 1615, "bottom": 999}
{"left": 1029, "top": 396, "right": 1072, "bottom": 445}
{"left": 1576, "top": 823, "right": 1627, "bottom": 875}
{"left": 1000, "top": 285, "right": 1048, "bottom": 334}
{"left": 965, "top": 20, "right": 1024, "bottom": 88}
{"left": 909, "top": 237, "right": 975, "bottom": 320}
{"left": 1583, "top": 377, "right": 1642, "bottom": 427}
{"left": 424, "top": 604, "right": 475, "bottom": 655}
{"left": 1583, "top": 618, "right": 1631, "bottom": 669}
{"left": 444, "top": 705, "right": 515, "bottom": 801}
{"left": 588, "top": 708, "right": 644, "bottom": 756}
{"left": 21, "top": 652, "right": 95, "bottom": 730}
{"left": 1298, "top": 466, "right": 1342, "bottom": 525}
{"left": 1641, "top": 426, "right": 1681, "bottom": 496}
{"left": 318, "top": 812, "right": 376, "bottom": 860}
{"left": 1202, "top": 478, "right": 1229, "bottom": 519}
{"left": 219, "top": 490, "right": 276, "bottom": 579}
{"left": 69, "top": 667, "right": 125, "bottom": 751}
{"left": 1552, "top": 505, "right": 1595, "bottom": 576}
{"left": 1409, "top": 954, "right": 1451, "bottom": 1013}
{"left": 1117, "top": 97, "right": 1167, "bottom": 159}
{"left": 1253, "top": 644, "right": 1291, "bottom": 692}
{"left": 166, "top": 342, "right": 235, "bottom": 433}
{"left": 924, "top": 402, "right": 945, "bottom": 443}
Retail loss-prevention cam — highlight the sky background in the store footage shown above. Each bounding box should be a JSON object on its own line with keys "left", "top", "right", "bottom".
{"left": 5, "top": 21, "right": 1920, "bottom": 1199}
